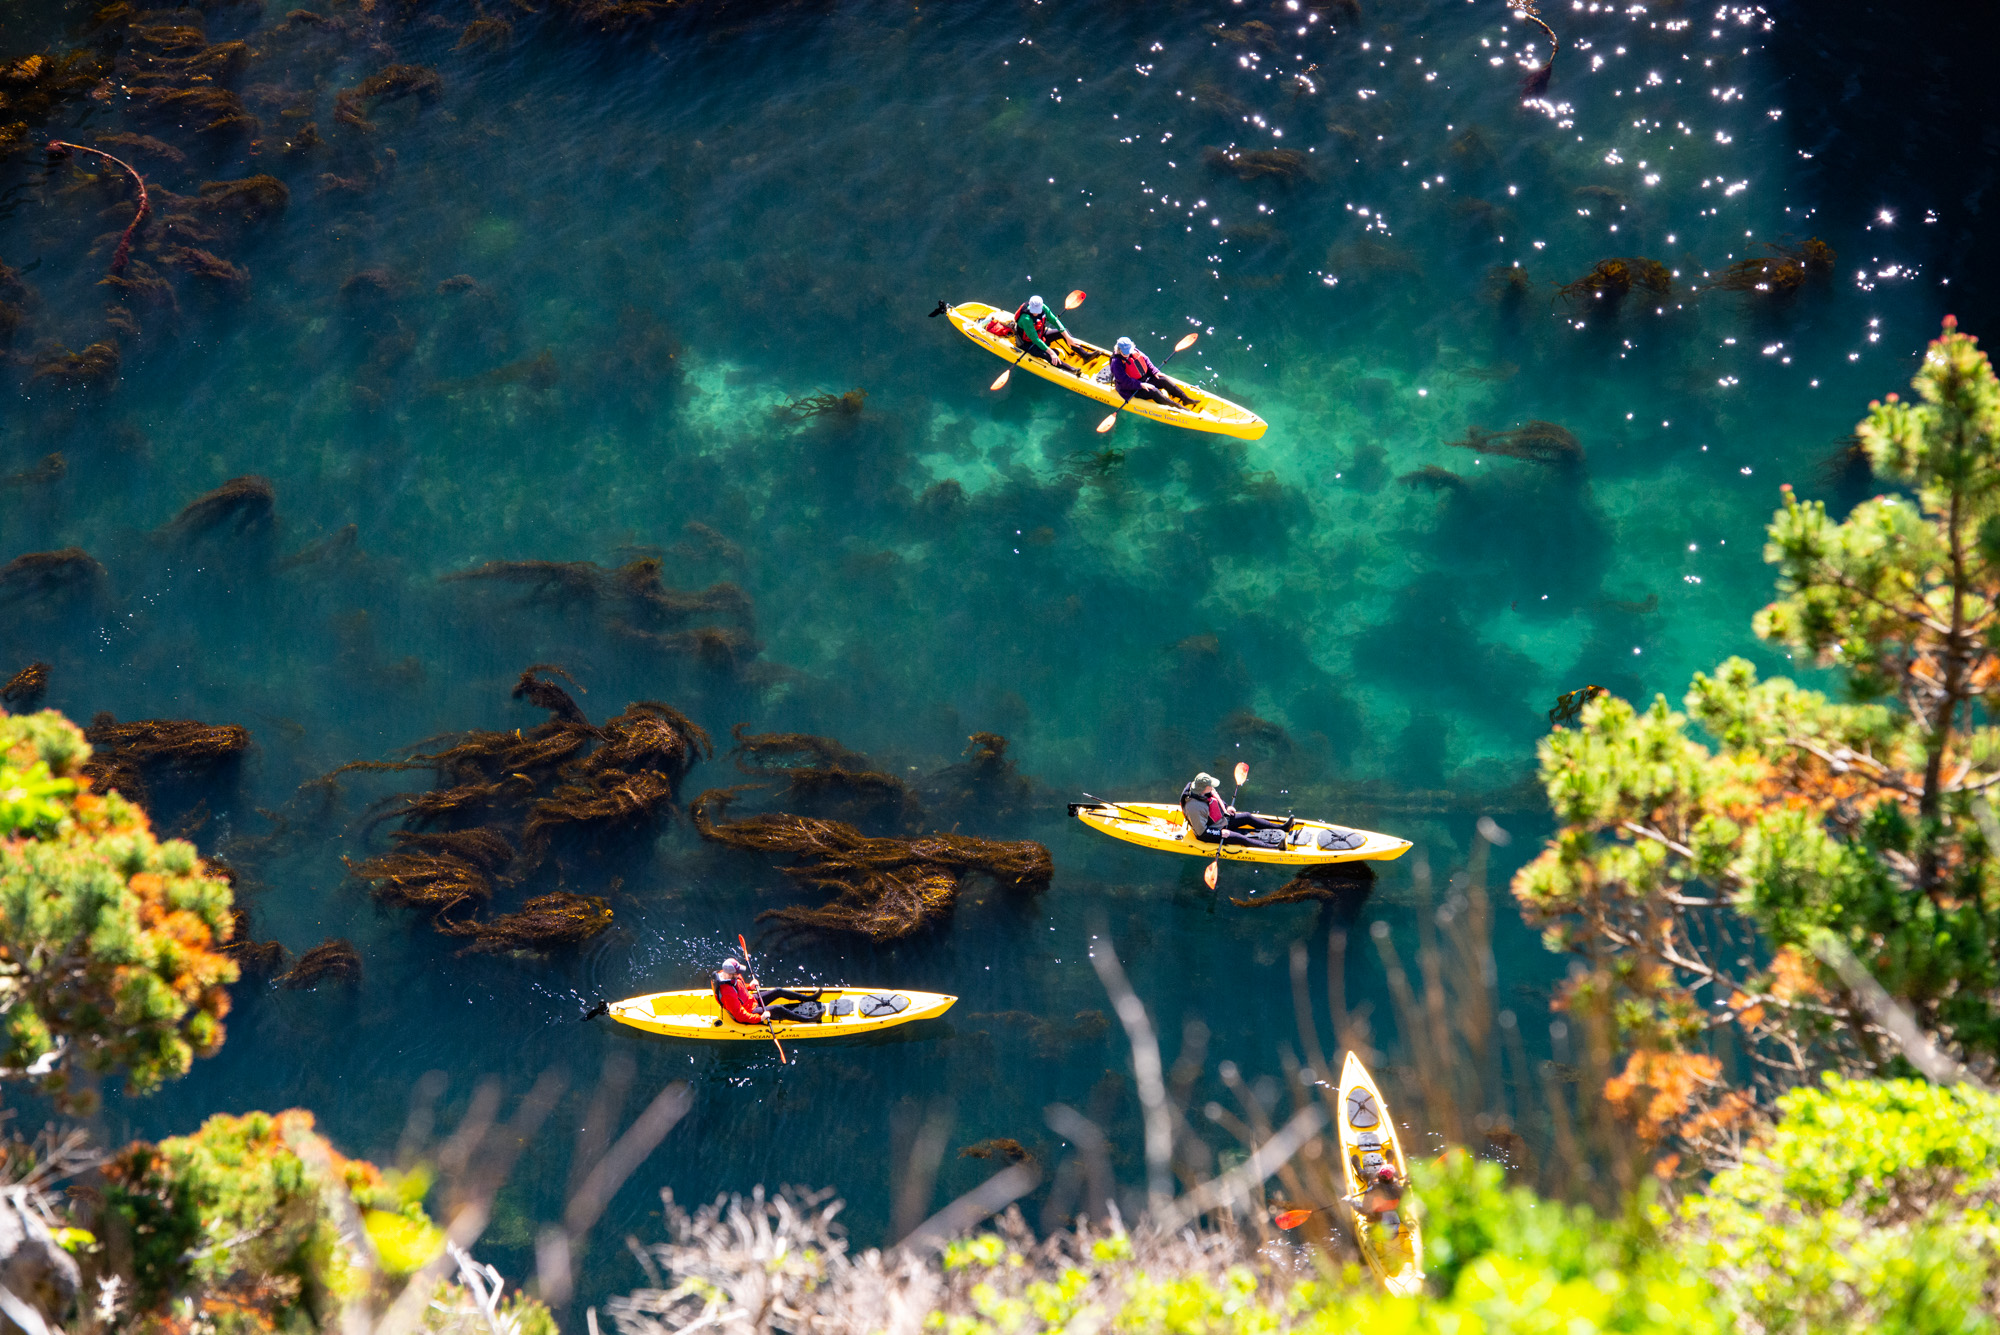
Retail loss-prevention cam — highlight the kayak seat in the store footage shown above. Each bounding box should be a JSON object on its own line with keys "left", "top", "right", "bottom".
{"left": 1318, "top": 827, "right": 1368, "bottom": 852}
{"left": 830, "top": 997, "right": 856, "bottom": 1017}
{"left": 860, "top": 993, "right": 909, "bottom": 1017}
{"left": 1356, "top": 1132, "right": 1383, "bottom": 1151}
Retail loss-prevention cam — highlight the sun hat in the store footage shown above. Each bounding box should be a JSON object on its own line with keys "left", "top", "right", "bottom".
{"left": 1115, "top": 336, "right": 1136, "bottom": 355}
{"left": 1027, "top": 295, "right": 1045, "bottom": 314}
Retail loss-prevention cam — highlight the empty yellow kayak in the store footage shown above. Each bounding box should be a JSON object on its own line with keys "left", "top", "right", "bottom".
{"left": 1338, "top": 1052, "right": 1426, "bottom": 1296}
{"left": 1067, "top": 801, "right": 1410, "bottom": 867}
{"left": 946, "top": 301, "right": 1268, "bottom": 440}
{"left": 608, "top": 987, "right": 956, "bottom": 1041}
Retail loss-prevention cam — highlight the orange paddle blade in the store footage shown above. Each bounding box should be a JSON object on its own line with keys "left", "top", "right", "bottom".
{"left": 1065, "top": 289, "right": 1086, "bottom": 309}
{"left": 1233, "top": 762, "right": 1250, "bottom": 786}
{"left": 1175, "top": 331, "right": 1200, "bottom": 352}
{"left": 1204, "top": 860, "right": 1219, "bottom": 890}
{"left": 1275, "top": 1208, "right": 1314, "bottom": 1230}
{"left": 990, "top": 368, "right": 1012, "bottom": 391}
{"left": 1096, "top": 412, "right": 1119, "bottom": 433}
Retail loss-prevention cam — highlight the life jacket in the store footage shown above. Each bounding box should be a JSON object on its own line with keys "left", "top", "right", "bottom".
{"left": 1180, "top": 781, "right": 1220, "bottom": 835}
{"left": 1113, "top": 351, "right": 1154, "bottom": 383}
{"left": 1014, "top": 302, "right": 1051, "bottom": 339}
{"left": 713, "top": 971, "right": 762, "bottom": 1024}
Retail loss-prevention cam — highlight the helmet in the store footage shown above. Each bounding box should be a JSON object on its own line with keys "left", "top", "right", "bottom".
{"left": 1027, "top": 295, "right": 1045, "bottom": 314}
{"left": 719, "top": 958, "right": 744, "bottom": 975}
{"left": 1115, "top": 337, "right": 1136, "bottom": 356}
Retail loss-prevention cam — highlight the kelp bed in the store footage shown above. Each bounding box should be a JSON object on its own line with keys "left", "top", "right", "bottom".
{"left": 340, "top": 668, "right": 708, "bottom": 955}
{"left": 691, "top": 786, "right": 1051, "bottom": 943}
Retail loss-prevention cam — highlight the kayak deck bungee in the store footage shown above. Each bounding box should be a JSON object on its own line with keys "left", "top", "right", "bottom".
{"left": 946, "top": 301, "right": 1268, "bottom": 440}
{"left": 608, "top": 987, "right": 956, "bottom": 1040}
{"left": 1338, "top": 1052, "right": 1426, "bottom": 1296}
{"left": 1066, "top": 801, "right": 1411, "bottom": 867}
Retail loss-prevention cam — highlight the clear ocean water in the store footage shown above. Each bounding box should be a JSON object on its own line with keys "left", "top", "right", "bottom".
{"left": 2, "top": 0, "right": 1988, "bottom": 1314}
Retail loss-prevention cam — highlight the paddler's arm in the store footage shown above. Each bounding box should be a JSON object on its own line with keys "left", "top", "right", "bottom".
{"left": 1043, "top": 310, "right": 1069, "bottom": 337}
{"left": 1017, "top": 315, "right": 1053, "bottom": 357}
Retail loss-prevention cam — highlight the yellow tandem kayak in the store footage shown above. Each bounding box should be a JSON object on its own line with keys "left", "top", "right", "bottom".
{"left": 946, "top": 301, "right": 1268, "bottom": 440}
{"left": 608, "top": 987, "right": 957, "bottom": 1041}
{"left": 1338, "top": 1052, "right": 1426, "bottom": 1296}
{"left": 1067, "top": 801, "right": 1411, "bottom": 868}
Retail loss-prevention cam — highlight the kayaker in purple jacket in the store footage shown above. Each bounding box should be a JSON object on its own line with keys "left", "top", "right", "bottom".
{"left": 1110, "top": 336, "right": 1198, "bottom": 408}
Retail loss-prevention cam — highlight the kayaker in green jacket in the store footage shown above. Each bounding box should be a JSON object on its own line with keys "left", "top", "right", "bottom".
{"left": 1013, "top": 295, "right": 1078, "bottom": 369}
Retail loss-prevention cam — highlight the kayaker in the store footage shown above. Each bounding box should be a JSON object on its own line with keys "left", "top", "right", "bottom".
{"left": 1110, "top": 336, "right": 1198, "bottom": 408}
{"left": 1013, "top": 295, "right": 1078, "bottom": 369}
{"left": 1180, "top": 772, "right": 1294, "bottom": 846}
{"left": 713, "top": 958, "right": 824, "bottom": 1024}
{"left": 1350, "top": 1165, "right": 1406, "bottom": 1241}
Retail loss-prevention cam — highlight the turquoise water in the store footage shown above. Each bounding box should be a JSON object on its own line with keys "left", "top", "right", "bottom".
{"left": 0, "top": 0, "right": 1969, "bottom": 1314}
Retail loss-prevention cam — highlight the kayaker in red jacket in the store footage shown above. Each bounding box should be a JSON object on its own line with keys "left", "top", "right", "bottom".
{"left": 713, "top": 958, "right": 824, "bottom": 1024}
{"left": 1110, "top": 336, "right": 1197, "bottom": 408}
{"left": 1351, "top": 1165, "right": 1406, "bottom": 1240}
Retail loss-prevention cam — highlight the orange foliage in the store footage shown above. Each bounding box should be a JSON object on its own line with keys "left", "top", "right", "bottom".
{"left": 1769, "top": 945, "right": 1827, "bottom": 1003}
{"left": 1603, "top": 1048, "right": 1721, "bottom": 1141}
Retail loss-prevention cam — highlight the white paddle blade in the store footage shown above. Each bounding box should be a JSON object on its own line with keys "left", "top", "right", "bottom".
{"left": 990, "top": 368, "right": 1012, "bottom": 391}
{"left": 1204, "top": 860, "right": 1219, "bottom": 890}
{"left": 1065, "top": 289, "right": 1087, "bottom": 310}
{"left": 1096, "top": 411, "right": 1119, "bottom": 433}
{"left": 1233, "top": 762, "right": 1250, "bottom": 787}
{"left": 1175, "top": 331, "right": 1200, "bottom": 352}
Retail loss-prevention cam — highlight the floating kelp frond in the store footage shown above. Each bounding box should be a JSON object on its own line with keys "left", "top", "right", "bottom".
{"left": 513, "top": 668, "right": 591, "bottom": 729}
{"left": 550, "top": 0, "right": 674, "bottom": 32}
{"left": 1202, "top": 147, "right": 1310, "bottom": 183}
{"left": 1548, "top": 684, "right": 1607, "bottom": 726}
{"left": 1708, "top": 238, "right": 1835, "bottom": 295}
{"left": 0, "top": 548, "right": 105, "bottom": 604}
{"left": 1, "top": 454, "right": 65, "bottom": 489}
{"left": 773, "top": 388, "right": 866, "bottom": 425}
{"left": 29, "top": 342, "right": 120, "bottom": 389}
{"left": 194, "top": 174, "right": 288, "bottom": 221}
{"left": 1445, "top": 420, "right": 1582, "bottom": 466}
{"left": 612, "top": 624, "right": 762, "bottom": 672}
{"left": 455, "top": 16, "right": 513, "bottom": 49}
{"left": 128, "top": 85, "right": 255, "bottom": 135}
{"left": 692, "top": 788, "right": 1052, "bottom": 942}
{"left": 1510, "top": 0, "right": 1560, "bottom": 96}
{"left": 163, "top": 244, "right": 249, "bottom": 291}
{"left": 220, "top": 908, "right": 287, "bottom": 977}
{"left": 1398, "top": 466, "right": 1468, "bottom": 494}
{"left": 1202, "top": 20, "right": 1281, "bottom": 51}
{"left": 91, "top": 133, "right": 185, "bottom": 165}
{"left": 347, "top": 829, "right": 512, "bottom": 916}
{"left": 1231, "top": 861, "right": 1375, "bottom": 909}
{"left": 1556, "top": 257, "right": 1670, "bottom": 306}
{"left": 333, "top": 64, "right": 442, "bottom": 133}
{"left": 730, "top": 724, "right": 918, "bottom": 828}
{"left": 438, "top": 891, "right": 611, "bottom": 955}
{"left": 1, "top": 662, "right": 50, "bottom": 710}
{"left": 442, "top": 559, "right": 604, "bottom": 603}
{"left": 959, "top": 1138, "right": 1034, "bottom": 1164}
{"left": 729, "top": 723, "right": 869, "bottom": 772}
{"left": 83, "top": 714, "right": 250, "bottom": 809}
{"left": 0, "top": 50, "right": 109, "bottom": 155}
{"left": 613, "top": 561, "right": 754, "bottom": 627}
{"left": 920, "top": 732, "right": 1034, "bottom": 826}
{"left": 160, "top": 474, "right": 274, "bottom": 540}
{"left": 44, "top": 139, "right": 150, "bottom": 274}
{"left": 279, "top": 938, "right": 361, "bottom": 989}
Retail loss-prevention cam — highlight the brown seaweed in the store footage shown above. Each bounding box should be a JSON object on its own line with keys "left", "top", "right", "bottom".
{"left": 438, "top": 891, "right": 612, "bottom": 954}
{"left": 196, "top": 175, "right": 289, "bottom": 222}
{"left": 334, "top": 64, "right": 442, "bottom": 133}
{"left": 1202, "top": 147, "right": 1310, "bottom": 183}
{"left": 729, "top": 723, "right": 919, "bottom": 827}
{"left": 159, "top": 474, "right": 274, "bottom": 540}
{"left": 1230, "top": 861, "right": 1375, "bottom": 909}
{"left": 220, "top": 908, "right": 288, "bottom": 977}
{"left": 692, "top": 787, "right": 1051, "bottom": 942}
{"left": 1, "top": 454, "right": 65, "bottom": 489}
{"left": 29, "top": 342, "right": 120, "bottom": 389}
{"left": 1556, "top": 257, "right": 1671, "bottom": 307}
{"left": 162, "top": 244, "right": 249, "bottom": 291}
{"left": 1548, "top": 684, "right": 1607, "bottom": 726}
{"left": 1398, "top": 466, "right": 1467, "bottom": 494}
{"left": 1707, "top": 238, "right": 1834, "bottom": 296}
{"left": 83, "top": 714, "right": 250, "bottom": 809}
{"left": 0, "top": 51, "right": 109, "bottom": 155}
{"left": 1511, "top": 0, "right": 1560, "bottom": 96}
{"left": 455, "top": 17, "right": 514, "bottom": 50}
{"left": 919, "top": 732, "right": 1034, "bottom": 826}
{"left": 279, "top": 938, "right": 361, "bottom": 989}
{"left": 959, "top": 1138, "right": 1034, "bottom": 1164}
{"left": 1446, "top": 420, "right": 1582, "bottom": 467}
{"left": 0, "top": 548, "right": 105, "bottom": 604}
{"left": 45, "top": 140, "right": 150, "bottom": 274}
{"left": 773, "top": 388, "right": 866, "bottom": 425}
{"left": 1, "top": 662, "right": 50, "bottom": 711}
{"left": 279, "top": 524, "right": 359, "bottom": 569}
{"left": 512, "top": 667, "right": 591, "bottom": 729}
{"left": 347, "top": 829, "right": 513, "bottom": 917}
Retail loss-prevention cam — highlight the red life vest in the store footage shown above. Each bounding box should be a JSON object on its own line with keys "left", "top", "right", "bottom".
{"left": 1014, "top": 302, "right": 1051, "bottom": 337}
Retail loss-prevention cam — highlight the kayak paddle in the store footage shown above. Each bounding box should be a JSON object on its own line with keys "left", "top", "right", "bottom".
{"left": 992, "top": 291, "right": 1087, "bottom": 390}
{"left": 1204, "top": 762, "right": 1251, "bottom": 908}
{"left": 1274, "top": 1206, "right": 1319, "bottom": 1230}
{"left": 738, "top": 932, "right": 788, "bottom": 1065}
{"left": 1097, "top": 332, "right": 1198, "bottom": 434}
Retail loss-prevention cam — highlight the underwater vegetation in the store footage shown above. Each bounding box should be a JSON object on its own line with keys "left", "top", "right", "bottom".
{"left": 1556, "top": 257, "right": 1672, "bottom": 308}
{"left": 220, "top": 908, "right": 288, "bottom": 978}
{"left": 29, "top": 342, "right": 120, "bottom": 390}
{"left": 1707, "top": 238, "right": 1835, "bottom": 296}
{"left": 1547, "top": 684, "right": 1607, "bottom": 726}
{"left": 45, "top": 140, "right": 149, "bottom": 275}
{"left": 919, "top": 732, "right": 1035, "bottom": 828}
{"left": 774, "top": 388, "right": 867, "bottom": 425}
{"left": 958, "top": 1138, "right": 1033, "bottom": 1165}
{"left": 159, "top": 475, "right": 275, "bottom": 542}
{"left": 1510, "top": 0, "right": 1560, "bottom": 96}
{"left": 341, "top": 669, "right": 708, "bottom": 955}
{"left": 278, "top": 938, "right": 362, "bottom": 989}
{"left": 1399, "top": 466, "right": 1468, "bottom": 494}
{"left": 0, "top": 549, "right": 103, "bottom": 606}
{"left": 334, "top": 64, "right": 442, "bottom": 134}
{"left": 691, "top": 787, "right": 1052, "bottom": 943}
{"left": 2, "top": 453, "right": 67, "bottom": 489}
{"left": 2, "top": 662, "right": 50, "bottom": 710}
{"left": 1230, "top": 861, "right": 1374, "bottom": 910}
{"left": 730, "top": 724, "right": 920, "bottom": 831}
{"left": 1446, "top": 420, "right": 1583, "bottom": 467}
{"left": 0, "top": 51, "right": 107, "bottom": 156}
{"left": 1201, "top": 147, "right": 1310, "bottom": 184}
{"left": 82, "top": 714, "right": 252, "bottom": 813}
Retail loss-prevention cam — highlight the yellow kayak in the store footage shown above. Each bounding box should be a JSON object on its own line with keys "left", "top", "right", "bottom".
{"left": 608, "top": 987, "right": 956, "bottom": 1041}
{"left": 1338, "top": 1052, "right": 1426, "bottom": 1296}
{"left": 946, "top": 301, "right": 1268, "bottom": 440}
{"left": 1067, "top": 801, "right": 1411, "bottom": 867}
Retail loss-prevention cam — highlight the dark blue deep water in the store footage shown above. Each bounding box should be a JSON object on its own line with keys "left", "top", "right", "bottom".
{"left": 3, "top": 0, "right": 1995, "bottom": 1316}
